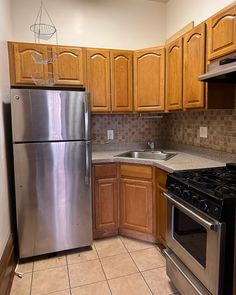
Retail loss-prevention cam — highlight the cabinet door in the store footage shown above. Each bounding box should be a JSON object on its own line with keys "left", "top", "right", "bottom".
{"left": 134, "top": 48, "right": 165, "bottom": 112}
{"left": 94, "top": 178, "right": 118, "bottom": 238}
{"left": 120, "top": 178, "right": 153, "bottom": 234}
{"left": 53, "top": 46, "right": 84, "bottom": 86}
{"left": 110, "top": 50, "right": 133, "bottom": 112}
{"left": 183, "top": 23, "right": 206, "bottom": 109}
{"left": 11, "top": 43, "right": 48, "bottom": 85}
{"left": 86, "top": 49, "right": 111, "bottom": 112}
{"left": 157, "top": 186, "right": 167, "bottom": 247}
{"left": 207, "top": 5, "right": 236, "bottom": 60}
{"left": 166, "top": 38, "right": 183, "bottom": 111}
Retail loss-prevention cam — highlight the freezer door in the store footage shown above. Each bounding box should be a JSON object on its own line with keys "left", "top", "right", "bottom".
{"left": 11, "top": 88, "right": 90, "bottom": 142}
{"left": 13, "top": 141, "right": 92, "bottom": 258}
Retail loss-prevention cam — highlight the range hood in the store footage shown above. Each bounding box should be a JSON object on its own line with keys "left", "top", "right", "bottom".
{"left": 199, "top": 52, "right": 236, "bottom": 83}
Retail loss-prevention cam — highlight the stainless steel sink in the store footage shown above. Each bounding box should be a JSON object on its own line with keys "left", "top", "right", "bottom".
{"left": 115, "top": 150, "right": 177, "bottom": 161}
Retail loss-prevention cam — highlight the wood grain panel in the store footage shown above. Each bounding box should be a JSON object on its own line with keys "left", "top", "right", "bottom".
{"left": 183, "top": 23, "right": 206, "bottom": 109}
{"left": 110, "top": 50, "right": 133, "bottom": 112}
{"left": 134, "top": 47, "right": 165, "bottom": 112}
{"left": 87, "top": 48, "right": 111, "bottom": 112}
{"left": 166, "top": 37, "right": 183, "bottom": 111}
{"left": 94, "top": 178, "right": 118, "bottom": 235}
{"left": 120, "top": 164, "right": 153, "bottom": 179}
{"left": 11, "top": 42, "right": 48, "bottom": 85}
{"left": 120, "top": 178, "right": 153, "bottom": 234}
{"left": 94, "top": 163, "right": 117, "bottom": 179}
{"left": 156, "top": 186, "right": 167, "bottom": 247}
{"left": 53, "top": 46, "right": 84, "bottom": 86}
{"left": 207, "top": 5, "right": 236, "bottom": 60}
{"left": 0, "top": 234, "right": 16, "bottom": 295}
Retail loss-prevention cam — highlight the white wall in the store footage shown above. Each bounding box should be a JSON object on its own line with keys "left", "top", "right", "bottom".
{"left": 0, "top": 0, "right": 12, "bottom": 258}
{"left": 166, "top": 0, "right": 235, "bottom": 38}
{"left": 11, "top": 0, "right": 166, "bottom": 50}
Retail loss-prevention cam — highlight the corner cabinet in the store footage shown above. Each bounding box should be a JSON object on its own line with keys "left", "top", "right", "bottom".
{"left": 8, "top": 42, "right": 85, "bottom": 87}
{"left": 119, "top": 164, "right": 155, "bottom": 242}
{"left": 133, "top": 47, "right": 165, "bottom": 112}
{"left": 183, "top": 23, "right": 206, "bottom": 109}
{"left": 207, "top": 5, "right": 236, "bottom": 61}
{"left": 156, "top": 168, "right": 168, "bottom": 247}
{"left": 93, "top": 164, "right": 119, "bottom": 239}
{"left": 166, "top": 38, "right": 183, "bottom": 111}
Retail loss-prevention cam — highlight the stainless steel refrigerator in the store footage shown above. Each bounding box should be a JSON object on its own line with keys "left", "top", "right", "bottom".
{"left": 11, "top": 88, "right": 92, "bottom": 258}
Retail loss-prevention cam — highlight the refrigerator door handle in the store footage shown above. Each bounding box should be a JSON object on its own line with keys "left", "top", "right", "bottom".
{"left": 85, "top": 142, "right": 90, "bottom": 185}
{"left": 83, "top": 96, "right": 89, "bottom": 140}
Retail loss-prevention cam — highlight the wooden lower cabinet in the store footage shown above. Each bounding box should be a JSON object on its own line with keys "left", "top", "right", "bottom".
{"left": 156, "top": 168, "right": 168, "bottom": 247}
{"left": 93, "top": 164, "right": 118, "bottom": 239}
{"left": 119, "top": 164, "right": 155, "bottom": 242}
{"left": 120, "top": 178, "right": 153, "bottom": 234}
{"left": 93, "top": 163, "right": 167, "bottom": 244}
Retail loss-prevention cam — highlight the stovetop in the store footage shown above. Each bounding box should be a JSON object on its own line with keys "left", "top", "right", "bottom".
{"left": 167, "top": 163, "right": 236, "bottom": 220}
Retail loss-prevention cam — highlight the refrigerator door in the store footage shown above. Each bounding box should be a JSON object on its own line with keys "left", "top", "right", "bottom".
{"left": 13, "top": 141, "right": 92, "bottom": 258}
{"left": 11, "top": 88, "right": 90, "bottom": 142}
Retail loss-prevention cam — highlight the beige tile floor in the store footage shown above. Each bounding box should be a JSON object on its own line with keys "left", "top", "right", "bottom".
{"left": 10, "top": 236, "right": 179, "bottom": 295}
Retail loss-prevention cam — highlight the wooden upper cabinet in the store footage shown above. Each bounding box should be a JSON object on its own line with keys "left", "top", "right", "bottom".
{"left": 166, "top": 38, "right": 183, "bottom": 111}
{"left": 134, "top": 47, "right": 165, "bottom": 112}
{"left": 110, "top": 50, "right": 133, "bottom": 112}
{"left": 9, "top": 42, "right": 48, "bottom": 85}
{"left": 183, "top": 23, "right": 206, "bottom": 109}
{"left": 207, "top": 5, "right": 236, "bottom": 60}
{"left": 86, "top": 48, "right": 111, "bottom": 112}
{"left": 52, "top": 46, "right": 84, "bottom": 86}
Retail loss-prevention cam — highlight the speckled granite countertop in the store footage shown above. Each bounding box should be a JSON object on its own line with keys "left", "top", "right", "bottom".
{"left": 92, "top": 149, "right": 225, "bottom": 173}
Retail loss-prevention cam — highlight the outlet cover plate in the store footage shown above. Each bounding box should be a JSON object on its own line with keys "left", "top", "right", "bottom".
{"left": 107, "top": 130, "right": 114, "bottom": 140}
{"left": 200, "top": 127, "right": 208, "bottom": 138}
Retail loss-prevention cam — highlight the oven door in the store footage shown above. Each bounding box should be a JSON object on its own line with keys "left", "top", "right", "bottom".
{"left": 165, "top": 193, "right": 225, "bottom": 295}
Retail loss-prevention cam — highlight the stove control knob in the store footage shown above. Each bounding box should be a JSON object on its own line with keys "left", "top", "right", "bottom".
{"left": 199, "top": 199, "right": 208, "bottom": 211}
{"left": 169, "top": 184, "right": 176, "bottom": 192}
{"left": 175, "top": 187, "right": 182, "bottom": 196}
{"left": 183, "top": 190, "right": 191, "bottom": 201}
{"left": 191, "top": 195, "right": 199, "bottom": 204}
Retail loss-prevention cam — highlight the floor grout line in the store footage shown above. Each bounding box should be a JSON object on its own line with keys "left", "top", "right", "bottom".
{"left": 65, "top": 255, "right": 72, "bottom": 295}
{"left": 119, "top": 236, "right": 154, "bottom": 295}
{"left": 93, "top": 241, "right": 113, "bottom": 295}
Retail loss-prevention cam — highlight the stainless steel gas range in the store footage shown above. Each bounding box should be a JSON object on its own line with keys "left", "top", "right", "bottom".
{"left": 164, "top": 164, "right": 236, "bottom": 295}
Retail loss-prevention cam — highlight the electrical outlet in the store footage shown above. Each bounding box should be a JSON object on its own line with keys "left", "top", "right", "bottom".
{"left": 107, "top": 130, "right": 114, "bottom": 140}
{"left": 200, "top": 127, "right": 208, "bottom": 138}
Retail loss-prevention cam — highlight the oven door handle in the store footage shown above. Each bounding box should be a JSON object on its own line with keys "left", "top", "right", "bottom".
{"left": 164, "top": 192, "right": 220, "bottom": 232}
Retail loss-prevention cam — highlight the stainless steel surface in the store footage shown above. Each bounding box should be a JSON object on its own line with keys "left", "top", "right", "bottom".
{"left": 11, "top": 88, "right": 90, "bottom": 142}
{"left": 165, "top": 249, "right": 211, "bottom": 295}
{"left": 14, "top": 141, "right": 92, "bottom": 258}
{"left": 147, "top": 140, "right": 155, "bottom": 151}
{"left": 166, "top": 193, "right": 225, "bottom": 295}
{"left": 164, "top": 193, "right": 220, "bottom": 231}
{"left": 199, "top": 52, "right": 236, "bottom": 82}
{"left": 115, "top": 150, "right": 177, "bottom": 161}
{"left": 11, "top": 88, "right": 92, "bottom": 258}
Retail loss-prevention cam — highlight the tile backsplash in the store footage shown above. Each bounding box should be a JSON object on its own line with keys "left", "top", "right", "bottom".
{"left": 162, "top": 108, "right": 236, "bottom": 154}
{"left": 92, "top": 114, "right": 163, "bottom": 144}
{"left": 92, "top": 105, "right": 236, "bottom": 154}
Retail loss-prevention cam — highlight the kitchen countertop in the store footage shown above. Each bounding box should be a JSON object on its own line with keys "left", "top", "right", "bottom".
{"left": 92, "top": 149, "right": 225, "bottom": 173}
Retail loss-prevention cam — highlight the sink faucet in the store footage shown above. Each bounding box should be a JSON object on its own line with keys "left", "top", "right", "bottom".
{"left": 147, "top": 140, "right": 155, "bottom": 151}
